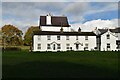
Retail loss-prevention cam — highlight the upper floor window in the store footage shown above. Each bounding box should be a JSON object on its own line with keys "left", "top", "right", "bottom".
{"left": 85, "top": 36, "right": 88, "bottom": 40}
{"left": 107, "top": 34, "right": 110, "bottom": 39}
{"left": 66, "top": 36, "right": 69, "bottom": 40}
{"left": 37, "top": 44, "right": 41, "bottom": 49}
{"left": 57, "top": 36, "right": 60, "bottom": 40}
{"left": 76, "top": 36, "right": 78, "bottom": 40}
{"left": 47, "top": 35, "right": 51, "bottom": 40}
{"left": 38, "top": 36, "right": 41, "bottom": 41}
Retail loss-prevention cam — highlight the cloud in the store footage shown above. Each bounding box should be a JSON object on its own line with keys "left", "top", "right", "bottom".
{"left": 71, "top": 19, "right": 119, "bottom": 32}
{"left": 0, "top": 2, "right": 2, "bottom": 27}
{"left": 2, "top": 0, "right": 120, "bottom": 2}
{"left": 62, "top": 2, "right": 89, "bottom": 23}
{"left": 2, "top": 2, "right": 118, "bottom": 35}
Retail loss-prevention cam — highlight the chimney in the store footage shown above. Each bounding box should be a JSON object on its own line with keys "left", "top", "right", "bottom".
{"left": 46, "top": 13, "right": 52, "bottom": 25}
{"left": 60, "top": 27, "right": 63, "bottom": 33}
{"left": 78, "top": 27, "right": 81, "bottom": 33}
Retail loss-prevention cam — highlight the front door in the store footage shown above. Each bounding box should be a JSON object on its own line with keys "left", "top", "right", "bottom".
{"left": 53, "top": 44, "right": 56, "bottom": 50}
{"left": 76, "top": 44, "right": 79, "bottom": 50}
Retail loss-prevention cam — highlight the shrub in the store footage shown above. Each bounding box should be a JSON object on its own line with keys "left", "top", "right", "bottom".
{"left": 2, "top": 47, "right": 21, "bottom": 51}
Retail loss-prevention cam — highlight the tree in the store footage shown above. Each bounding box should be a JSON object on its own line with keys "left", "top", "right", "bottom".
{"left": 24, "top": 26, "right": 40, "bottom": 46}
{"left": 2, "top": 24, "right": 23, "bottom": 46}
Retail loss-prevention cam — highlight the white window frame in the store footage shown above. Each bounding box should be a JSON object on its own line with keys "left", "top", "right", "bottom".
{"left": 47, "top": 44, "right": 51, "bottom": 49}
{"left": 107, "top": 43, "right": 110, "bottom": 48}
{"left": 66, "top": 36, "right": 69, "bottom": 40}
{"left": 66, "top": 44, "right": 70, "bottom": 50}
{"left": 85, "top": 43, "right": 88, "bottom": 49}
{"left": 85, "top": 36, "right": 88, "bottom": 40}
{"left": 57, "top": 44, "right": 61, "bottom": 49}
{"left": 107, "top": 34, "right": 110, "bottom": 39}
{"left": 47, "top": 35, "right": 51, "bottom": 40}
{"left": 38, "top": 36, "right": 41, "bottom": 41}
{"left": 37, "top": 44, "right": 41, "bottom": 49}
{"left": 76, "top": 36, "right": 78, "bottom": 40}
{"left": 57, "top": 35, "right": 60, "bottom": 40}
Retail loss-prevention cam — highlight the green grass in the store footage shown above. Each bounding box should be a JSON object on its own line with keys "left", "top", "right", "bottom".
{"left": 2, "top": 51, "right": 119, "bottom": 79}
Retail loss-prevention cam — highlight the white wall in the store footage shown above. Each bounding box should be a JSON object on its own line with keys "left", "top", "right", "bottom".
{"left": 33, "top": 35, "right": 96, "bottom": 52}
{"left": 101, "top": 31, "right": 117, "bottom": 51}
{"left": 41, "top": 26, "right": 70, "bottom": 32}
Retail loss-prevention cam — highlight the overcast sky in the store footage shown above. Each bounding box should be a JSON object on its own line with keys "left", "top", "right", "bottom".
{"left": 1, "top": 1, "right": 119, "bottom": 34}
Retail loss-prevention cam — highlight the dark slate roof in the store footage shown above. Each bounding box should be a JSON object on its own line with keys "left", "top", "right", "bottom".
{"left": 40, "top": 16, "right": 70, "bottom": 27}
{"left": 33, "top": 31, "right": 96, "bottom": 36}
{"left": 110, "top": 27, "right": 120, "bottom": 33}
{"left": 98, "top": 27, "right": 120, "bottom": 34}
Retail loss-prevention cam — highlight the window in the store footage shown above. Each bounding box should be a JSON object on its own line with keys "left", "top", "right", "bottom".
{"left": 57, "top": 44, "right": 61, "bottom": 49}
{"left": 37, "top": 44, "right": 41, "bottom": 49}
{"left": 107, "top": 34, "right": 110, "bottom": 39}
{"left": 38, "top": 36, "right": 41, "bottom": 41}
{"left": 85, "top": 43, "right": 88, "bottom": 49}
{"left": 66, "top": 36, "right": 69, "bottom": 40}
{"left": 76, "top": 36, "right": 78, "bottom": 40}
{"left": 47, "top": 44, "right": 51, "bottom": 49}
{"left": 66, "top": 44, "right": 70, "bottom": 50}
{"left": 47, "top": 35, "right": 51, "bottom": 40}
{"left": 85, "top": 36, "right": 88, "bottom": 40}
{"left": 57, "top": 36, "right": 60, "bottom": 40}
{"left": 107, "top": 43, "right": 110, "bottom": 48}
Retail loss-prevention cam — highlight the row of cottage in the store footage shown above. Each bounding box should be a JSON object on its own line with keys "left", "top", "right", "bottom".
{"left": 32, "top": 14, "right": 120, "bottom": 52}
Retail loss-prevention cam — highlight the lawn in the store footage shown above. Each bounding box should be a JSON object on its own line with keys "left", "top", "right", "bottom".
{"left": 2, "top": 51, "right": 119, "bottom": 79}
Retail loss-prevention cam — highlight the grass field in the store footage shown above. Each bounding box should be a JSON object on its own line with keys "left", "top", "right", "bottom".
{"left": 2, "top": 51, "right": 119, "bottom": 79}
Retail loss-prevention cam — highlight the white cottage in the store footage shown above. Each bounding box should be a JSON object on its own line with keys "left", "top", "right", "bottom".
{"left": 33, "top": 14, "right": 97, "bottom": 52}
{"left": 94, "top": 27, "right": 120, "bottom": 51}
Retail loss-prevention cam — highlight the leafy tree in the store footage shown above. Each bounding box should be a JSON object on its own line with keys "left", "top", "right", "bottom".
{"left": 2, "top": 24, "right": 23, "bottom": 46}
{"left": 24, "top": 26, "right": 40, "bottom": 46}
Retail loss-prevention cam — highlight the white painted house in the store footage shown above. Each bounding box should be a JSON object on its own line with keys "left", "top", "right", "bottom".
{"left": 33, "top": 14, "right": 97, "bottom": 52}
{"left": 94, "top": 27, "right": 120, "bottom": 51}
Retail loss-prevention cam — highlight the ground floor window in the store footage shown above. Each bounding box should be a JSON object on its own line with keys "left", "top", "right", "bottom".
{"left": 66, "top": 44, "right": 70, "bottom": 50}
{"left": 107, "top": 43, "right": 110, "bottom": 48}
{"left": 57, "top": 44, "right": 61, "bottom": 49}
{"left": 85, "top": 43, "right": 88, "bottom": 49}
{"left": 37, "top": 44, "right": 41, "bottom": 49}
{"left": 47, "top": 44, "right": 51, "bottom": 49}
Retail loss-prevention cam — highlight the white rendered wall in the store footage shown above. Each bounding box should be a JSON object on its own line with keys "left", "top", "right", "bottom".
{"left": 41, "top": 26, "right": 70, "bottom": 32}
{"left": 101, "top": 32, "right": 117, "bottom": 51}
{"left": 33, "top": 35, "right": 96, "bottom": 52}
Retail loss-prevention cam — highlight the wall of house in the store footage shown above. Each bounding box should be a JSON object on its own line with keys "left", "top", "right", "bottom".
{"left": 33, "top": 35, "right": 96, "bottom": 52}
{"left": 101, "top": 31, "right": 117, "bottom": 51}
{"left": 41, "top": 26, "right": 70, "bottom": 32}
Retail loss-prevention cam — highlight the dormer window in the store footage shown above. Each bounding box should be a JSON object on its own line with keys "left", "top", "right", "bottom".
{"left": 107, "top": 34, "right": 110, "bottom": 39}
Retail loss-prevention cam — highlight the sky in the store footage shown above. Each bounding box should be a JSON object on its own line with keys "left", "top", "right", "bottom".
{"left": 1, "top": 0, "right": 119, "bottom": 34}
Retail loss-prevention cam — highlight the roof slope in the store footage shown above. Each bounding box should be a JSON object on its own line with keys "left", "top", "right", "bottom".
{"left": 40, "top": 16, "right": 70, "bottom": 27}
{"left": 98, "top": 27, "right": 120, "bottom": 35}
